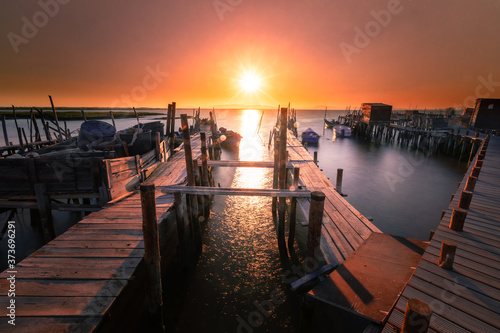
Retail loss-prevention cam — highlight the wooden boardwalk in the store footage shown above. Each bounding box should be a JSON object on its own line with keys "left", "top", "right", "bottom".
{"left": 286, "top": 132, "right": 381, "bottom": 265}
{"left": 383, "top": 136, "right": 500, "bottom": 333}
{"left": 0, "top": 134, "right": 204, "bottom": 332}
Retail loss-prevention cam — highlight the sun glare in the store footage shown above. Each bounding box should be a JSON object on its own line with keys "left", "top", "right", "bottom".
{"left": 239, "top": 71, "right": 262, "bottom": 93}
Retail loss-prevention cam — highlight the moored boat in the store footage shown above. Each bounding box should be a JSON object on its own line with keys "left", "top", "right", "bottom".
{"left": 301, "top": 128, "right": 320, "bottom": 144}
{"left": 219, "top": 127, "right": 242, "bottom": 150}
{"left": 324, "top": 119, "right": 338, "bottom": 128}
{"left": 334, "top": 124, "right": 352, "bottom": 137}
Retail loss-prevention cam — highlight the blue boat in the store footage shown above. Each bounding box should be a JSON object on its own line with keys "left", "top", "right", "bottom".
{"left": 301, "top": 128, "right": 320, "bottom": 144}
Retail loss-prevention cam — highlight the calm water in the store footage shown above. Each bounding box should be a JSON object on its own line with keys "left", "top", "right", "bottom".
{"left": 0, "top": 109, "right": 467, "bottom": 332}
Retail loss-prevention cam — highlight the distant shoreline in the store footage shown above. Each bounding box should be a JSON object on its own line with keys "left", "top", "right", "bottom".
{"left": 0, "top": 109, "right": 166, "bottom": 120}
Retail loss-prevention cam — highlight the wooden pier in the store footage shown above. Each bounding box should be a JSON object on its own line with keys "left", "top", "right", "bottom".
{"left": 382, "top": 135, "right": 500, "bottom": 333}
{"left": 0, "top": 131, "right": 205, "bottom": 332}
{"left": 286, "top": 132, "right": 382, "bottom": 264}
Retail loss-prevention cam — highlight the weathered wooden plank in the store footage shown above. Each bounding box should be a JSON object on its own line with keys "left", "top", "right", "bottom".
{"left": 0, "top": 278, "right": 128, "bottom": 297}
{"left": 31, "top": 247, "right": 145, "bottom": 258}
{"left": 0, "top": 296, "right": 114, "bottom": 317}
{"left": 44, "top": 240, "right": 144, "bottom": 249}
{"left": 159, "top": 185, "right": 311, "bottom": 197}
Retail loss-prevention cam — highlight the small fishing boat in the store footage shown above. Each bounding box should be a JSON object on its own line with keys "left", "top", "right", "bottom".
{"left": 219, "top": 127, "right": 242, "bottom": 150}
{"left": 324, "top": 119, "right": 338, "bottom": 128}
{"left": 301, "top": 128, "right": 320, "bottom": 144}
{"left": 334, "top": 124, "right": 352, "bottom": 137}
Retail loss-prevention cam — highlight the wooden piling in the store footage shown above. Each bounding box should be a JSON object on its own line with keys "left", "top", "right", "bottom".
{"left": 174, "top": 192, "right": 186, "bottom": 245}
{"left": 336, "top": 168, "right": 343, "bottom": 194}
{"left": 110, "top": 111, "right": 116, "bottom": 129}
{"left": 200, "top": 132, "right": 210, "bottom": 217}
{"left": 458, "top": 190, "right": 473, "bottom": 209}
{"left": 401, "top": 299, "right": 432, "bottom": 333}
{"left": 170, "top": 103, "right": 176, "bottom": 155}
{"left": 1, "top": 115, "right": 8, "bottom": 146}
{"left": 139, "top": 183, "right": 165, "bottom": 333}
{"left": 471, "top": 166, "right": 481, "bottom": 178}
{"left": 464, "top": 176, "right": 477, "bottom": 192}
{"left": 438, "top": 241, "right": 457, "bottom": 270}
{"left": 307, "top": 191, "right": 325, "bottom": 260}
{"left": 449, "top": 208, "right": 467, "bottom": 231}
{"left": 313, "top": 151, "right": 318, "bottom": 166}
{"left": 48, "top": 95, "right": 64, "bottom": 142}
{"left": 34, "top": 183, "right": 55, "bottom": 242}
{"left": 272, "top": 129, "right": 279, "bottom": 217}
{"left": 180, "top": 114, "right": 201, "bottom": 249}
{"left": 278, "top": 107, "right": 288, "bottom": 251}
{"left": 133, "top": 107, "right": 140, "bottom": 125}
{"left": 288, "top": 167, "right": 300, "bottom": 250}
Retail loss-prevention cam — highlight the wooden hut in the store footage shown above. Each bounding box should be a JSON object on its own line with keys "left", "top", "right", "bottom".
{"left": 361, "top": 103, "right": 392, "bottom": 125}
{"left": 471, "top": 98, "right": 500, "bottom": 130}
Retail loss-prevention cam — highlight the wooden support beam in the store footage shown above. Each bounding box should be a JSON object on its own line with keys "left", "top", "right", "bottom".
{"left": 159, "top": 185, "right": 311, "bottom": 197}
{"left": 307, "top": 191, "right": 325, "bottom": 263}
{"left": 174, "top": 192, "right": 186, "bottom": 245}
{"left": 278, "top": 107, "right": 288, "bottom": 251}
{"left": 1, "top": 115, "right": 9, "bottom": 146}
{"left": 34, "top": 183, "right": 55, "bottom": 243}
{"left": 464, "top": 176, "right": 477, "bottom": 192}
{"left": 288, "top": 167, "right": 300, "bottom": 250}
{"left": 48, "top": 95, "right": 63, "bottom": 142}
{"left": 169, "top": 103, "right": 176, "bottom": 155}
{"left": 181, "top": 114, "right": 195, "bottom": 187}
{"left": 139, "top": 183, "right": 165, "bottom": 333}
{"left": 110, "top": 111, "right": 116, "bottom": 128}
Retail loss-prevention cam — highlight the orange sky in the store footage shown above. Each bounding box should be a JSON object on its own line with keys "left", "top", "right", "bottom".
{"left": 1, "top": 1, "right": 499, "bottom": 109}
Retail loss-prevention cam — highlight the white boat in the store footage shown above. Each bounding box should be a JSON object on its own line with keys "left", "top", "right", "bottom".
{"left": 334, "top": 125, "right": 352, "bottom": 137}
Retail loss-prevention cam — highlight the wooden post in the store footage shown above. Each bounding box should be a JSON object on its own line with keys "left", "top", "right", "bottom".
{"left": 139, "top": 184, "right": 165, "bottom": 333}
{"left": 110, "top": 111, "right": 116, "bottom": 129}
{"left": 34, "top": 183, "right": 55, "bottom": 243}
{"left": 336, "top": 168, "right": 343, "bottom": 194}
{"left": 313, "top": 151, "right": 318, "bottom": 166}
{"left": 200, "top": 132, "right": 210, "bottom": 218}
{"left": 272, "top": 129, "right": 279, "bottom": 218}
{"left": 307, "top": 191, "right": 325, "bottom": 260}
{"left": 278, "top": 107, "right": 288, "bottom": 251}
{"left": 458, "top": 190, "right": 473, "bottom": 209}
{"left": 81, "top": 110, "right": 87, "bottom": 122}
{"left": 401, "top": 299, "right": 432, "bottom": 333}
{"left": 449, "top": 208, "right": 467, "bottom": 231}
{"left": 438, "top": 241, "right": 457, "bottom": 270}
{"left": 181, "top": 114, "right": 201, "bottom": 248}
{"left": 471, "top": 166, "right": 481, "bottom": 178}
{"left": 48, "top": 95, "right": 63, "bottom": 142}
{"left": 169, "top": 102, "right": 176, "bottom": 155}
{"left": 288, "top": 167, "right": 300, "bottom": 250}
{"left": 165, "top": 104, "right": 171, "bottom": 139}
{"left": 475, "top": 160, "right": 483, "bottom": 168}
{"left": 155, "top": 132, "right": 161, "bottom": 161}
{"left": 429, "top": 230, "right": 435, "bottom": 241}
{"left": 464, "top": 176, "right": 477, "bottom": 192}
{"left": 133, "top": 107, "right": 140, "bottom": 125}
{"left": 174, "top": 192, "right": 186, "bottom": 245}
{"left": 1, "top": 115, "right": 9, "bottom": 146}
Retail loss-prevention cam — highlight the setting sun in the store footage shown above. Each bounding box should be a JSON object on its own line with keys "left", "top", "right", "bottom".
{"left": 239, "top": 71, "right": 262, "bottom": 93}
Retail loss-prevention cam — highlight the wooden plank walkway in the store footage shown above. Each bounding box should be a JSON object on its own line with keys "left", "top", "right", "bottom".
{"left": 383, "top": 136, "right": 500, "bottom": 333}
{"left": 0, "top": 134, "right": 204, "bottom": 332}
{"left": 287, "top": 132, "right": 382, "bottom": 265}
